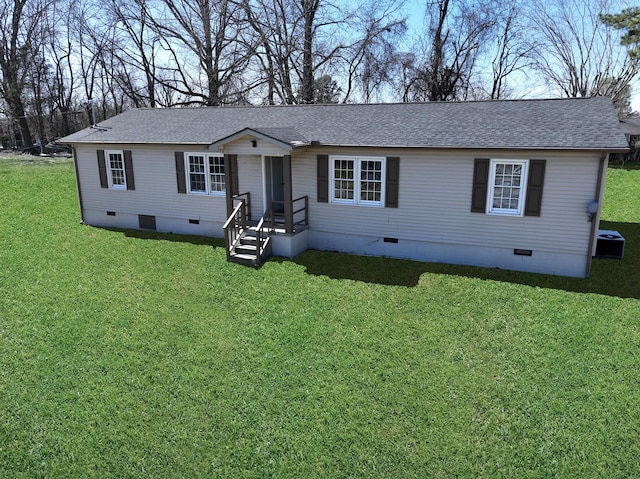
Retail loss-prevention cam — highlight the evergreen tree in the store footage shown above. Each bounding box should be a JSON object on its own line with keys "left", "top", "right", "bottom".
{"left": 601, "top": 7, "right": 640, "bottom": 60}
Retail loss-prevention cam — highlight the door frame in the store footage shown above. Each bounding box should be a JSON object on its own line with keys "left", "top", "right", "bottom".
{"left": 262, "top": 155, "right": 285, "bottom": 213}
{"left": 262, "top": 154, "right": 293, "bottom": 233}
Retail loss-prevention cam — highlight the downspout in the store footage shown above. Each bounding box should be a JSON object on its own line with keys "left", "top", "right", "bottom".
{"left": 585, "top": 154, "right": 608, "bottom": 277}
{"left": 71, "top": 146, "right": 86, "bottom": 224}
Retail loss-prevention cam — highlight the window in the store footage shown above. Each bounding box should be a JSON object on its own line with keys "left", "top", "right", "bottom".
{"left": 106, "top": 150, "right": 126, "bottom": 189}
{"left": 98, "top": 149, "right": 134, "bottom": 190}
{"left": 185, "top": 153, "right": 225, "bottom": 195}
{"left": 209, "top": 156, "right": 226, "bottom": 192}
{"left": 487, "top": 160, "right": 528, "bottom": 216}
{"left": 360, "top": 160, "right": 383, "bottom": 203}
{"left": 333, "top": 158, "right": 354, "bottom": 200}
{"left": 330, "top": 156, "right": 385, "bottom": 206}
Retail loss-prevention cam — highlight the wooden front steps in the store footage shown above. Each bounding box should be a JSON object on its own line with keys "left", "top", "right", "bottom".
{"left": 223, "top": 195, "right": 308, "bottom": 267}
{"left": 228, "top": 226, "right": 272, "bottom": 266}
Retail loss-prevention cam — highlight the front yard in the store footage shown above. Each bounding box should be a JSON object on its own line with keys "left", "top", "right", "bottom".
{"left": 1, "top": 157, "right": 639, "bottom": 478}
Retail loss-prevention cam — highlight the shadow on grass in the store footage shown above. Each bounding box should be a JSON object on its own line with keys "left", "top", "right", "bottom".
{"left": 292, "top": 221, "right": 639, "bottom": 300}
{"left": 609, "top": 160, "right": 640, "bottom": 171}
{"left": 103, "top": 227, "right": 226, "bottom": 249}
{"left": 104, "top": 223, "right": 638, "bottom": 300}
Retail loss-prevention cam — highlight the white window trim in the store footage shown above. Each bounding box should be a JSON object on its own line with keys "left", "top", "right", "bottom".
{"left": 487, "top": 159, "right": 529, "bottom": 216}
{"left": 105, "top": 149, "right": 126, "bottom": 190}
{"left": 329, "top": 155, "right": 386, "bottom": 207}
{"left": 184, "top": 152, "right": 226, "bottom": 196}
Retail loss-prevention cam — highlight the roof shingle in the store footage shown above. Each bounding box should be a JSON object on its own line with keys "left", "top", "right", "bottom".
{"left": 59, "top": 97, "right": 629, "bottom": 151}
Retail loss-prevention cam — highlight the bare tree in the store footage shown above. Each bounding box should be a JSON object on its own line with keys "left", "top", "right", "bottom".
{"left": 340, "top": 0, "right": 407, "bottom": 103}
{"left": 527, "top": 0, "right": 638, "bottom": 109}
{"left": 404, "top": 0, "right": 498, "bottom": 102}
{"left": 47, "top": 3, "right": 76, "bottom": 137}
{"left": 595, "top": 76, "right": 634, "bottom": 114}
{"left": 486, "top": 1, "right": 535, "bottom": 99}
{"left": 240, "top": 0, "right": 299, "bottom": 104}
{"left": 148, "top": 0, "right": 253, "bottom": 106}
{"left": 10, "top": 0, "right": 638, "bottom": 142}
{"left": 298, "top": 0, "right": 320, "bottom": 103}
{"left": 0, "top": 0, "right": 54, "bottom": 147}
{"left": 106, "top": 0, "right": 161, "bottom": 108}
{"left": 241, "top": 0, "right": 349, "bottom": 104}
{"left": 71, "top": 0, "right": 118, "bottom": 123}
{"left": 25, "top": 52, "right": 50, "bottom": 148}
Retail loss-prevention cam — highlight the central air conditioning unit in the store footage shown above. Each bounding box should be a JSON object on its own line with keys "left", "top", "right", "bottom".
{"left": 595, "top": 230, "right": 625, "bottom": 259}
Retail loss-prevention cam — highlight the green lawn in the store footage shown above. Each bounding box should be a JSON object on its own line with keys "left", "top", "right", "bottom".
{"left": 1, "top": 156, "right": 639, "bottom": 478}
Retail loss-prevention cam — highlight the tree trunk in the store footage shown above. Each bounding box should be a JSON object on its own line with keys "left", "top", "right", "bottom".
{"left": 300, "top": 0, "right": 318, "bottom": 103}
{"left": 0, "top": 0, "right": 35, "bottom": 147}
{"left": 429, "top": 0, "right": 449, "bottom": 101}
{"left": 4, "top": 88, "right": 33, "bottom": 147}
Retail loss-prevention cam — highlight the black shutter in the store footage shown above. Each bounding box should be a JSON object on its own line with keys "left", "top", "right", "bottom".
{"left": 124, "top": 150, "right": 135, "bottom": 190}
{"left": 97, "top": 150, "right": 108, "bottom": 188}
{"left": 524, "top": 159, "right": 546, "bottom": 217}
{"left": 385, "top": 157, "right": 400, "bottom": 208}
{"left": 175, "top": 152, "right": 186, "bottom": 193}
{"left": 317, "top": 154, "right": 329, "bottom": 203}
{"left": 471, "top": 158, "right": 490, "bottom": 213}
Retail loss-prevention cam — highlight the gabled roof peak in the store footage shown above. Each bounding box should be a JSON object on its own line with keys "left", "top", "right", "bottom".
{"left": 209, "top": 127, "right": 310, "bottom": 151}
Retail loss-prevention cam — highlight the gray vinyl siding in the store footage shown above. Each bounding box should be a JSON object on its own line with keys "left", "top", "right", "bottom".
{"left": 292, "top": 147, "right": 600, "bottom": 256}
{"left": 75, "top": 141, "right": 602, "bottom": 275}
{"left": 76, "top": 144, "right": 228, "bottom": 223}
{"left": 236, "top": 154, "right": 264, "bottom": 219}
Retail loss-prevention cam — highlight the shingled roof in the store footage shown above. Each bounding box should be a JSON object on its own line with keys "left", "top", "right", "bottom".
{"left": 59, "top": 97, "right": 628, "bottom": 151}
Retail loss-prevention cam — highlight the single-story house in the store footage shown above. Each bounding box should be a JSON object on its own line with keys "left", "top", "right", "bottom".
{"left": 59, "top": 97, "right": 628, "bottom": 277}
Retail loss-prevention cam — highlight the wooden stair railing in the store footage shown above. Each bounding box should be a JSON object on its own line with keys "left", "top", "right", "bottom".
{"left": 269, "top": 196, "right": 309, "bottom": 232}
{"left": 223, "top": 197, "right": 308, "bottom": 266}
{"left": 223, "top": 199, "right": 248, "bottom": 263}
{"left": 223, "top": 200, "right": 273, "bottom": 266}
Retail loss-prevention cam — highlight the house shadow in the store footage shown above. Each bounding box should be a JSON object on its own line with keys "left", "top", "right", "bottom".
{"left": 102, "top": 227, "right": 227, "bottom": 249}
{"left": 101, "top": 223, "right": 638, "bottom": 300}
{"left": 291, "top": 220, "right": 639, "bottom": 300}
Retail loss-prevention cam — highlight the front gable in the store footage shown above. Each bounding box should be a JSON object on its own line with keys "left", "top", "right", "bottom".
{"left": 209, "top": 127, "right": 308, "bottom": 151}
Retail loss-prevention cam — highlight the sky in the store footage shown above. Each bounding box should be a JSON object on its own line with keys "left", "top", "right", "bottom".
{"left": 402, "top": 0, "right": 640, "bottom": 112}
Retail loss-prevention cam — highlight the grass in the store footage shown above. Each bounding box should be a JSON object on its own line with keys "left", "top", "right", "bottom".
{"left": 1, "top": 155, "right": 639, "bottom": 478}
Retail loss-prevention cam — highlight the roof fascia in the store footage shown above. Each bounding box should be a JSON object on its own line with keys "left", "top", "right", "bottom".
{"left": 312, "top": 143, "right": 630, "bottom": 153}
{"left": 58, "top": 140, "right": 212, "bottom": 146}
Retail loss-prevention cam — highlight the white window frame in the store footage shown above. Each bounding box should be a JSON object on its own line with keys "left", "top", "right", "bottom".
{"left": 208, "top": 155, "right": 226, "bottom": 193}
{"left": 487, "top": 159, "right": 529, "bottom": 216}
{"left": 330, "top": 155, "right": 386, "bottom": 207}
{"left": 105, "top": 149, "right": 126, "bottom": 190}
{"left": 184, "top": 152, "right": 226, "bottom": 196}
